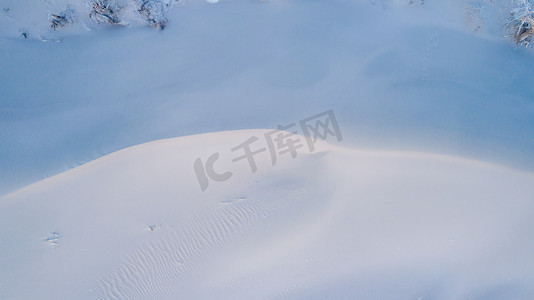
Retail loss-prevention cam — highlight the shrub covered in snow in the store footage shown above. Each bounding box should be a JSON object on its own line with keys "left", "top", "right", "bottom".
{"left": 508, "top": 0, "right": 534, "bottom": 46}
{"left": 137, "top": 0, "right": 169, "bottom": 30}
{"left": 89, "top": 0, "right": 123, "bottom": 25}
{"left": 83, "top": 0, "right": 176, "bottom": 29}
{"left": 50, "top": 9, "right": 74, "bottom": 30}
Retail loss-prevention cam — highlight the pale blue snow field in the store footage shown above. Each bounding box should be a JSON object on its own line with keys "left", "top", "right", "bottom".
{"left": 1, "top": 0, "right": 534, "bottom": 299}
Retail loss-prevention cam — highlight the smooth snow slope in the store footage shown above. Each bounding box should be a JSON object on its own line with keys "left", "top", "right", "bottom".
{"left": 1, "top": 0, "right": 534, "bottom": 196}
{"left": 1, "top": 1, "right": 534, "bottom": 298}
{"left": 1, "top": 130, "right": 534, "bottom": 299}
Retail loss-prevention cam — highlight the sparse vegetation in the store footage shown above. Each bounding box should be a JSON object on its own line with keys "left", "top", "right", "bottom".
{"left": 50, "top": 9, "right": 74, "bottom": 30}
{"left": 137, "top": 0, "right": 168, "bottom": 30}
{"left": 89, "top": 0, "right": 123, "bottom": 25}
{"left": 85, "top": 0, "right": 174, "bottom": 29}
{"left": 508, "top": 0, "right": 534, "bottom": 46}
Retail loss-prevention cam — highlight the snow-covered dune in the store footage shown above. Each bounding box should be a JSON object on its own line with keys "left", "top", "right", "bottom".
{"left": 1, "top": 0, "right": 534, "bottom": 298}
{"left": 1, "top": 130, "right": 534, "bottom": 299}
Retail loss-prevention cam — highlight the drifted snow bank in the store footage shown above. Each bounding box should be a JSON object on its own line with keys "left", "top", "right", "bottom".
{"left": 1, "top": 130, "right": 534, "bottom": 299}
{"left": 1, "top": 0, "right": 534, "bottom": 298}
